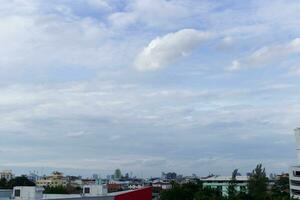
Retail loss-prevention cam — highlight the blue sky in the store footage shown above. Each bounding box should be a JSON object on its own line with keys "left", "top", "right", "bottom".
{"left": 0, "top": 0, "right": 300, "bottom": 177}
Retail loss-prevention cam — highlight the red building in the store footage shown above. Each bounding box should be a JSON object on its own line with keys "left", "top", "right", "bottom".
{"left": 114, "top": 187, "right": 152, "bottom": 200}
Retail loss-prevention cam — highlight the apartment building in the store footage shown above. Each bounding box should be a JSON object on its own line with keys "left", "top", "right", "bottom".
{"left": 36, "top": 172, "right": 67, "bottom": 187}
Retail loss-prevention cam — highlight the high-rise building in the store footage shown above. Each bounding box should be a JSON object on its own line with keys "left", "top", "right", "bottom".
{"left": 289, "top": 128, "right": 300, "bottom": 198}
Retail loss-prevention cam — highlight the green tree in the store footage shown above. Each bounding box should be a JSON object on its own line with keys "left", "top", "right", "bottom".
{"left": 114, "top": 169, "right": 122, "bottom": 180}
{"left": 44, "top": 185, "right": 69, "bottom": 194}
{"left": 248, "top": 164, "right": 268, "bottom": 200}
{"left": 194, "top": 187, "right": 224, "bottom": 200}
{"left": 271, "top": 175, "right": 289, "bottom": 199}
{"left": 7, "top": 176, "right": 35, "bottom": 188}
{"left": 0, "top": 178, "right": 8, "bottom": 189}
{"left": 160, "top": 181, "right": 202, "bottom": 200}
{"left": 227, "top": 169, "right": 238, "bottom": 199}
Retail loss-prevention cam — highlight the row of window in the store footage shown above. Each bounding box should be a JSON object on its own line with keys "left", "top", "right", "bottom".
{"left": 205, "top": 185, "right": 247, "bottom": 191}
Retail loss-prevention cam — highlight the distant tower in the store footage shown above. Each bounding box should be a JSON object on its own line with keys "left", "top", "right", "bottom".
{"left": 289, "top": 128, "right": 300, "bottom": 198}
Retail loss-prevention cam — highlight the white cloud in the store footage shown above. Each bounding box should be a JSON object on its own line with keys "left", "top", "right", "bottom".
{"left": 66, "top": 131, "right": 91, "bottom": 138}
{"left": 288, "top": 66, "right": 300, "bottom": 76}
{"left": 134, "top": 29, "right": 212, "bottom": 71}
{"left": 108, "top": 12, "right": 137, "bottom": 28}
{"left": 86, "top": 0, "right": 111, "bottom": 9}
{"left": 229, "top": 38, "right": 300, "bottom": 71}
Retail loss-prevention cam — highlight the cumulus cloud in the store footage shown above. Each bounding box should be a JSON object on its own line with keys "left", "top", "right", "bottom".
{"left": 134, "top": 29, "right": 212, "bottom": 71}
{"left": 228, "top": 38, "right": 300, "bottom": 71}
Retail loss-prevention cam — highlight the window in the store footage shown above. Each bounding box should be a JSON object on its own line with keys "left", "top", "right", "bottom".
{"left": 292, "top": 189, "right": 300, "bottom": 196}
{"left": 84, "top": 187, "right": 90, "bottom": 194}
{"left": 240, "top": 186, "right": 246, "bottom": 192}
{"left": 15, "top": 189, "right": 21, "bottom": 197}
{"left": 293, "top": 171, "right": 300, "bottom": 177}
{"left": 291, "top": 180, "right": 300, "bottom": 186}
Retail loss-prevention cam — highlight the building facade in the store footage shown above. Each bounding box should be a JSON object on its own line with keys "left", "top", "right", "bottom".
{"left": 36, "top": 172, "right": 67, "bottom": 187}
{"left": 202, "top": 176, "right": 248, "bottom": 196}
{"left": 289, "top": 128, "right": 300, "bottom": 198}
{"left": 0, "top": 170, "right": 14, "bottom": 181}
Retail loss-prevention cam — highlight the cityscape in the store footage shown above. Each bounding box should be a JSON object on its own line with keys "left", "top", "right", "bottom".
{"left": 1, "top": 0, "right": 300, "bottom": 200}
{"left": 0, "top": 127, "right": 299, "bottom": 200}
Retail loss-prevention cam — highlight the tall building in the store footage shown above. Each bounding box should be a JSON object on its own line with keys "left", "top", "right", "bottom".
{"left": 289, "top": 128, "right": 300, "bottom": 198}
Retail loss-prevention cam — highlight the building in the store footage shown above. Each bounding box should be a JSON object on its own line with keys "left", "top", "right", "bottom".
{"left": 66, "top": 176, "right": 83, "bottom": 188}
{"left": 0, "top": 170, "right": 14, "bottom": 181}
{"left": 11, "top": 186, "right": 152, "bottom": 200}
{"left": 13, "top": 187, "right": 44, "bottom": 200}
{"left": 151, "top": 180, "right": 172, "bottom": 191}
{"left": 201, "top": 175, "right": 248, "bottom": 196}
{"left": 290, "top": 128, "right": 300, "bottom": 198}
{"left": 26, "top": 172, "right": 40, "bottom": 183}
{"left": 82, "top": 185, "right": 107, "bottom": 196}
{"left": 36, "top": 172, "right": 67, "bottom": 187}
{"left": 161, "top": 172, "right": 177, "bottom": 180}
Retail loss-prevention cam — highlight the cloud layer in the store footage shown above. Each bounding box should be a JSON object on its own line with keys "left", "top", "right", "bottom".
{"left": 0, "top": 0, "right": 300, "bottom": 177}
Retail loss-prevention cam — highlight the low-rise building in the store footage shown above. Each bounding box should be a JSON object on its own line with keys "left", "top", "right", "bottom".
{"left": 152, "top": 181, "right": 172, "bottom": 190}
{"left": 201, "top": 175, "right": 248, "bottom": 196}
{"left": 36, "top": 172, "right": 67, "bottom": 188}
{"left": 0, "top": 170, "right": 14, "bottom": 181}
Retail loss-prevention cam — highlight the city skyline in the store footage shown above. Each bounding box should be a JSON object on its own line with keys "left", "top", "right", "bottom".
{"left": 0, "top": 0, "right": 300, "bottom": 177}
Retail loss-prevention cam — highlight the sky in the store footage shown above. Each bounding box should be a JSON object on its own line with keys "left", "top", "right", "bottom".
{"left": 1, "top": 0, "right": 300, "bottom": 178}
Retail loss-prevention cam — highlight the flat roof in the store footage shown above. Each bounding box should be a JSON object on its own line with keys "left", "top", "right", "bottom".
{"left": 201, "top": 176, "right": 248, "bottom": 181}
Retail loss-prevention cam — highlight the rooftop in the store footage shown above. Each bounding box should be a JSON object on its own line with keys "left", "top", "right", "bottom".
{"left": 201, "top": 176, "right": 248, "bottom": 182}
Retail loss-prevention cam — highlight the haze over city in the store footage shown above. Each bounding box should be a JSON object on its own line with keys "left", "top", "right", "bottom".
{"left": 1, "top": 0, "right": 300, "bottom": 178}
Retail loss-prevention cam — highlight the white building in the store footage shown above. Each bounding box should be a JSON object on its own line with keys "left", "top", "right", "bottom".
{"left": 289, "top": 128, "right": 300, "bottom": 198}
{"left": 0, "top": 170, "right": 14, "bottom": 181}
{"left": 82, "top": 185, "right": 108, "bottom": 197}
{"left": 13, "top": 187, "right": 44, "bottom": 200}
{"left": 201, "top": 176, "right": 248, "bottom": 196}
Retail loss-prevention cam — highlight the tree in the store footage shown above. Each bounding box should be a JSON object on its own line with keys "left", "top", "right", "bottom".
{"left": 0, "top": 178, "right": 8, "bottom": 189}
{"left": 161, "top": 181, "right": 202, "bottom": 200}
{"left": 271, "top": 175, "right": 289, "bottom": 199}
{"left": 44, "top": 185, "right": 69, "bottom": 194}
{"left": 194, "top": 187, "right": 224, "bottom": 200}
{"left": 114, "top": 169, "right": 122, "bottom": 180}
{"left": 7, "top": 176, "right": 35, "bottom": 188}
{"left": 248, "top": 164, "right": 268, "bottom": 200}
{"left": 227, "top": 169, "right": 238, "bottom": 199}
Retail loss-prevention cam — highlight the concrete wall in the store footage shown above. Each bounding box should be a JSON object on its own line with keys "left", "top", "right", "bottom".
{"left": 0, "top": 189, "right": 12, "bottom": 200}
{"left": 44, "top": 196, "right": 114, "bottom": 200}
